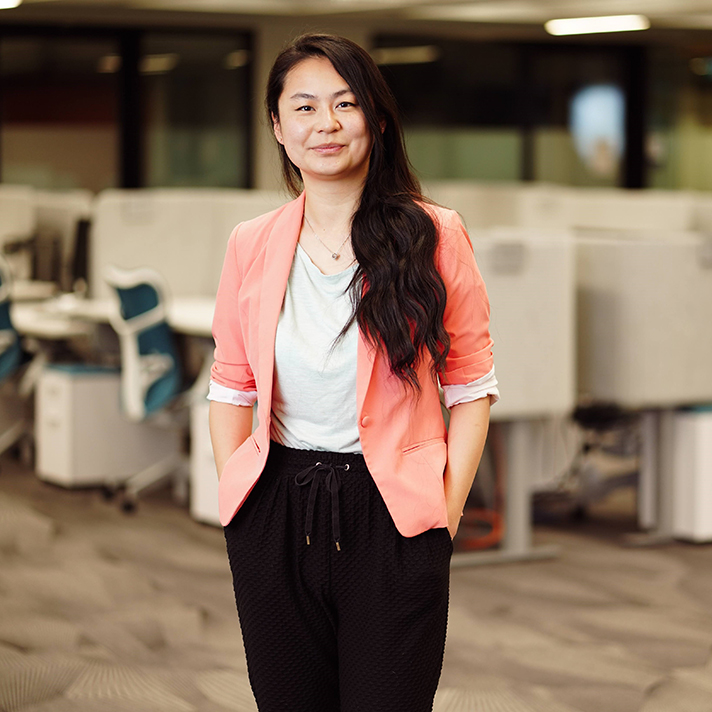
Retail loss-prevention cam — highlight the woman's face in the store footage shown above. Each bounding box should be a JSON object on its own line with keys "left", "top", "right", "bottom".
{"left": 273, "top": 56, "right": 374, "bottom": 186}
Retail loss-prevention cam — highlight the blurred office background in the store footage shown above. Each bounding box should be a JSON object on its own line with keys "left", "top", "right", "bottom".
{"left": 2, "top": 2, "right": 712, "bottom": 712}
{"left": 2, "top": 0, "right": 712, "bottom": 193}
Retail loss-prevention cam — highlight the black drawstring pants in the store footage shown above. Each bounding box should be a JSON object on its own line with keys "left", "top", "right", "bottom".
{"left": 223, "top": 441, "right": 453, "bottom": 712}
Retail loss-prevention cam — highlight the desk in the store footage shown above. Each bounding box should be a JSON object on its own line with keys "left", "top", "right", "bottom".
{"left": 40, "top": 295, "right": 215, "bottom": 337}
{"left": 11, "top": 281, "right": 57, "bottom": 303}
{"left": 11, "top": 303, "right": 94, "bottom": 341}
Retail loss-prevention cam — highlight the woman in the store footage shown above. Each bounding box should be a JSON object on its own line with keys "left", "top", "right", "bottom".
{"left": 209, "top": 33, "right": 499, "bottom": 712}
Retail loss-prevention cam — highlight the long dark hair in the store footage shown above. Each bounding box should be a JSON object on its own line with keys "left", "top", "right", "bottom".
{"left": 266, "top": 33, "right": 449, "bottom": 392}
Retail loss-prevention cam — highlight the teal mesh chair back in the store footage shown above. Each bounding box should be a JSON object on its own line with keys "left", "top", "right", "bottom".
{"left": 104, "top": 266, "right": 182, "bottom": 421}
{"left": 0, "top": 255, "right": 22, "bottom": 383}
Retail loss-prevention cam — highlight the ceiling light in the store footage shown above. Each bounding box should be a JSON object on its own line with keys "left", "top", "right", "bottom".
{"left": 0, "top": 0, "right": 21, "bottom": 8}
{"left": 140, "top": 53, "right": 179, "bottom": 75}
{"left": 545, "top": 14, "right": 650, "bottom": 36}
{"left": 371, "top": 46, "right": 440, "bottom": 66}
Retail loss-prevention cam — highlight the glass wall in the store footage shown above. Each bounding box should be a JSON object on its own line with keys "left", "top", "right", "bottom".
{"left": 142, "top": 33, "right": 251, "bottom": 188}
{"left": 647, "top": 42, "right": 712, "bottom": 191}
{"left": 374, "top": 37, "right": 522, "bottom": 183}
{"left": 0, "top": 28, "right": 252, "bottom": 191}
{"left": 0, "top": 35, "right": 119, "bottom": 192}
{"left": 529, "top": 48, "right": 627, "bottom": 188}
{"left": 374, "top": 35, "right": 630, "bottom": 188}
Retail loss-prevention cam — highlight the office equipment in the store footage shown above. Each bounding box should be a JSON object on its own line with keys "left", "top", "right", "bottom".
{"left": 104, "top": 265, "right": 187, "bottom": 510}
{"left": 34, "top": 189, "right": 93, "bottom": 291}
{"left": 35, "top": 364, "right": 180, "bottom": 487}
{"left": 0, "top": 254, "right": 31, "bottom": 457}
{"left": 0, "top": 256, "right": 23, "bottom": 383}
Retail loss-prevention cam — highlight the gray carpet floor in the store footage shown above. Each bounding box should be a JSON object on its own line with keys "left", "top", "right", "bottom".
{"left": 1, "top": 456, "right": 712, "bottom": 712}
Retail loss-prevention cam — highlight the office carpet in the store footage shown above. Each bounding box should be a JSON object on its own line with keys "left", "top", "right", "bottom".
{"left": 0, "top": 456, "right": 711, "bottom": 712}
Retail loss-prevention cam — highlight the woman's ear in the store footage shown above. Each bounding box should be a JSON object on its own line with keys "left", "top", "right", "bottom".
{"left": 272, "top": 112, "right": 284, "bottom": 145}
{"left": 379, "top": 116, "right": 386, "bottom": 134}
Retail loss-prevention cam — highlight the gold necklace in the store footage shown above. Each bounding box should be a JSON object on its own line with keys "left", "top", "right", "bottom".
{"left": 303, "top": 214, "right": 351, "bottom": 261}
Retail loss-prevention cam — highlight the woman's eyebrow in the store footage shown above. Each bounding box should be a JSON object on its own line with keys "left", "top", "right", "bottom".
{"left": 288, "top": 88, "right": 353, "bottom": 101}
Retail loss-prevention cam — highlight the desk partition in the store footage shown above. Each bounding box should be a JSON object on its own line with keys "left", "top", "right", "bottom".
{"left": 0, "top": 185, "right": 37, "bottom": 281}
{"left": 576, "top": 229, "right": 712, "bottom": 408}
{"left": 90, "top": 189, "right": 285, "bottom": 300}
{"left": 470, "top": 227, "right": 577, "bottom": 420}
{"left": 424, "top": 180, "right": 579, "bottom": 231}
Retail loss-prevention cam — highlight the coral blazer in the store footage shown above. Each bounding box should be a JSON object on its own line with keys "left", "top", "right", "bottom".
{"left": 211, "top": 191, "right": 495, "bottom": 537}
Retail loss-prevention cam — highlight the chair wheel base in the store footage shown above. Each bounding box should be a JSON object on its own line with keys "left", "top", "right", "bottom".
{"left": 101, "top": 486, "right": 117, "bottom": 501}
{"left": 121, "top": 497, "right": 137, "bottom": 514}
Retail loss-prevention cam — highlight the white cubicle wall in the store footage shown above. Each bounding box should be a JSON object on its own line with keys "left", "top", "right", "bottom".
{"left": 0, "top": 184, "right": 36, "bottom": 244}
{"left": 90, "top": 188, "right": 286, "bottom": 300}
{"left": 576, "top": 230, "right": 712, "bottom": 408}
{"left": 0, "top": 185, "right": 37, "bottom": 281}
{"left": 568, "top": 188, "right": 696, "bottom": 232}
{"left": 470, "top": 227, "right": 577, "bottom": 421}
{"left": 423, "top": 181, "right": 575, "bottom": 231}
{"left": 424, "top": 181, "right": 699, "bottom": 233}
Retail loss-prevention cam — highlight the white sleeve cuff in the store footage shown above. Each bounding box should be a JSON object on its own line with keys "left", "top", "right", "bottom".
{"left": 208, "top": 380, "right": 258, "bottom": 407}
{"left": 442, "top": 366, "right": 500, "bottom": 408}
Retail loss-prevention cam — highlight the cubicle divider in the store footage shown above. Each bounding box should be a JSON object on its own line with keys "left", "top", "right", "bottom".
{"left": 0, "top": 185, "right": 37, "bottom": 282}
{"left": 35, "top": 189, "right": 93, "bottom": 290}
{"left": 89, "top": 188, "right": 286, "bottom": 300}
{"left": 471, "top": 226, "right": 576, "bottom": 421}
{"left": 576, "top": 229, "right": 712, "bottom": 408}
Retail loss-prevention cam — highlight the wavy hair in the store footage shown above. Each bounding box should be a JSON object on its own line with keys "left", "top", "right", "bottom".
{"left": 266, "top": 33, "right": 449, "bottom": 392}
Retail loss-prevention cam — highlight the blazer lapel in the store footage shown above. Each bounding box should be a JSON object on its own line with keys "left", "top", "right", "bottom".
{"left": 255, "top": 189, "right": 377, "bottom": 423}
{"left": 256, "top": 192, "right": 305, "bottom": 422}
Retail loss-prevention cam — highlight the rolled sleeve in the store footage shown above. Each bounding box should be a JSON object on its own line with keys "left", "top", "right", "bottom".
{"left": 211, "top": 223, "right": 257, "bottom": 392}
{"left": 442, "top": 366, "right": 500, "bottom": 408}
{"left": 208, "top": 380, "right": 258, "bottom": 407}
{"left": 436, "top": 209, "right": 495, "bottom": 386}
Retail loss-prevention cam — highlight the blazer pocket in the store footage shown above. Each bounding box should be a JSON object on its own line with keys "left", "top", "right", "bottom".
{"left": 401, "top": 437, "right": 445, "bottom": 455}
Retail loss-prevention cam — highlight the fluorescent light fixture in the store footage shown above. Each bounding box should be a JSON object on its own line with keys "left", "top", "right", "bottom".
{"left": 140, "top": 53, "right": 179, "bottom": 75}
{"left": 407, "top": 2, "right": 541, "bottom": 23}
{"left": 545, "top": 14, "right": 650, "bottom": 36}
{"left": 0, "top": 0, "right": 21, "bottom": 8}
{"left": 371, "top": 46, "right": 440, "bottom": 66}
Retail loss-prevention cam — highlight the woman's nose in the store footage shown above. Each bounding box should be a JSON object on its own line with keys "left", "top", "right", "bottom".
{"left": 317, "top": 108, "right": 339, "bottom": 132}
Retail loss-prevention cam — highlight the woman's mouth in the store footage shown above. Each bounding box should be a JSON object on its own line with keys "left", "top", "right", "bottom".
{"left": 312, "top": 144, "right": 344, "bottom": 154}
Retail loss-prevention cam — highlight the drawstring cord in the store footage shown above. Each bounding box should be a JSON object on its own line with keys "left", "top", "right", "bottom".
{"left": 294, "top": 462, "right": 350, "bottom": 551}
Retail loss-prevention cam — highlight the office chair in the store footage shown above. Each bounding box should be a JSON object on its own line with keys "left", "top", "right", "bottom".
{"left": 104, "top": 265, "right": 189, "bottom": 512}
{"left": 0, "top": 255, "right": 35, "bottom": 460}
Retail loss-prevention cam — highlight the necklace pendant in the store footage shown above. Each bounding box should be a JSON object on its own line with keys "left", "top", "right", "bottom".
{"left": 332, "top": 253, "right": 339, "bottom": 260}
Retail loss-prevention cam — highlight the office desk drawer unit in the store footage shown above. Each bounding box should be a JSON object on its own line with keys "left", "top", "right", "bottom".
{"left": 36, "top": 364, "right": 180, "bottom": 487}
{"left": 671, "top": 408, "right": 712, "bottom": 543}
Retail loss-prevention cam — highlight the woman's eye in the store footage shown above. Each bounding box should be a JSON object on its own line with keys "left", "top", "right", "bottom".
{"left": 296, "top": 105, "right": 313, "bottom": 112}
{"left": 337, "top": 101, "right": 355, "bottom": 108}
